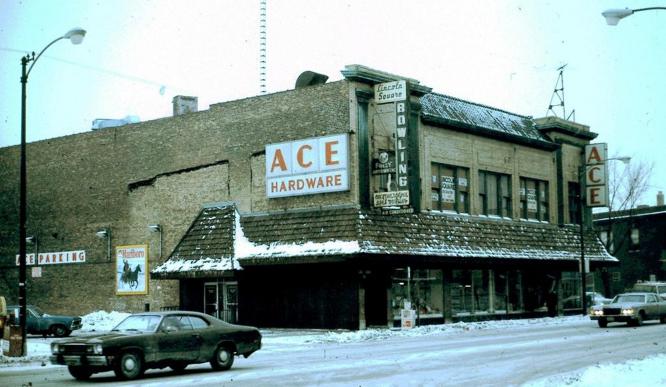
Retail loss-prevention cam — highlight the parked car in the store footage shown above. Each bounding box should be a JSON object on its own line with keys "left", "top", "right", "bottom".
{"left": 7, "top": 305, "right": 82, "bottom": 337}
{"left": 589, "top": 292, "right": 666, "bottom": 328}
{"left": 631, "top": 281, "right": 666, "bottom": 301}
{"left": 562, "top": 292, "right": 612, "bottom": 309}
{"left": 50, "top": 311, "right": 262, "bottom": 381}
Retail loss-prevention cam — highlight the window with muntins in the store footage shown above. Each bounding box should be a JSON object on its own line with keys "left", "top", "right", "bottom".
{"left": 520, "top": 177, "right": 549, "bottom": 222}
{"left": 478, "top": 170, "right": 511, "bottom": 217}
{"left": 431, "top": 163, "right": 469, "bottom": 213}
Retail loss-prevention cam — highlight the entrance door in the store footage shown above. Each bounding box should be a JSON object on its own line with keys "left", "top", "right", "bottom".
{"left": 223, "top": 282, "right": 238, "bottom": 324}
{"left": 364, "top": 275, "right": 387, "bottom": 327}
{"left": 204, "top": 282, "right": 238, "bottom": 323}
{"left": 204, "top": 283, "right": 220, "bottom": 318}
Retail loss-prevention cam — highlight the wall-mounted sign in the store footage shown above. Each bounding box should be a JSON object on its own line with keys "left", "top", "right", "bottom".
{"left": 15, "top": 250, "right": 86, "bottom": 266}
{"left": 375, "top": 80, "right": 407, "bottom": 104}
{"left": 584, "top": 143, "right": 608, "bottom": 207}
{"left": 266, "top": 134, "right": 349, "bottom": 198}
{"left": 116, "top": 245, "right": 149, "bottom": 295}
{"left": 372, "top": 151, "right": 394, "bottom": 175}
{"left": 374, "top": 190, "right": 410, "bottom": 207}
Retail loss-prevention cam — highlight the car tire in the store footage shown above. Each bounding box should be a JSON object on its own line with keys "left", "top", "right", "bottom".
{"left": 210, "top": 345, "right": 234, "bottom": 371}
{"left": 170, "top": 362, "right": 188, "bottom": 373}
{"left": 114, "top": 351, "right": 144, "bottom": 380}
{"left": 635, "top": 313, "right": 644, "bottom": 326}
{"left": 597, "top": 319, "right": 608, "bottom": 328}
{"left": 660, "top": 316, "right": 666, "bottom": 324}
{"left": 68, "top": 366, "right": 93, "bottom": 380}
{"left": 51, "top": 324, "right": 70, "bottom": 338}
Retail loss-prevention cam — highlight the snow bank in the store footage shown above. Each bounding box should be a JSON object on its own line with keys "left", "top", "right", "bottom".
{"left": 525, "top": 354, "right": 666, "bottom": 387}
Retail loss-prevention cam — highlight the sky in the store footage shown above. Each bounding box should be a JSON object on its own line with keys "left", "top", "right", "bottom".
{"left": 0, "top": 0, "right": 664, "bottom": 205}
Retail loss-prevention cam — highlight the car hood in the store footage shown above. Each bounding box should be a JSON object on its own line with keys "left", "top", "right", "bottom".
{"left": 603, "top": 302, "right": 643, "bottom": 309}
{"left": 55, "top": 331, "right": 149, "bottom": 344}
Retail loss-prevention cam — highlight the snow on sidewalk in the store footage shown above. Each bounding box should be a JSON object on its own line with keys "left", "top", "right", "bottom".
{"left": 1, "top": 311, "right": 664, "bottom": 386}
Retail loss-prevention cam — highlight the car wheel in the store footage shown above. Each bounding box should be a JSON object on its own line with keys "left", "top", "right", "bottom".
{"left": 68, "top": 366, "right": 93, "bottom": 380}
{"left": 597, "top": 319, "right": 608, "bottom": 328}
{"left": 51, "top": 325, "right": 70, "bottom": 337}
{"left": 114, "top": 351, "right": 144, "bottom": 380}
{"left": 170, "top": 362, "right": 188, "bottom": 373}
{"left": 635, "top": 313, "right": 644, "bottom": 326}
{"left": 660, "top": 316, "right": 666, "bottom": 324}
{"left": 210, "top": 345, "right": 234, "bottom": 371}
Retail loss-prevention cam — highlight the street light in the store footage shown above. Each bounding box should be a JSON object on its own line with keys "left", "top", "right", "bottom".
{"left": 18, "top": 27, "right": 86, "bottom": 356}
{"left": 578, "top": 156, "right": 630, "bottom": 316}
{"left": 602, "top": 7, "right": 666, "bottom": 25}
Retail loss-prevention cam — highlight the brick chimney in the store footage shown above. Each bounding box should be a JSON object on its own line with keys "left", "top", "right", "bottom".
{"left": 172, "top": 95, "right": 198, "bottom": 116}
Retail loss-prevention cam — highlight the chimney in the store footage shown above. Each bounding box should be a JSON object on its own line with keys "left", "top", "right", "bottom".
{"left": 658, "top": 191, "right": 664, "bottom": 206}
{"left": 172, "top": 95, "right": 198, "bottom": 116}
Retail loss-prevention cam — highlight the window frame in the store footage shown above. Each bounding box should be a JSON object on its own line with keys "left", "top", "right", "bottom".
{"left": 519, "top": 177, "right": 550, "bottom": 222}
{"left": 430, "top": 163, "right": 470, "bottom": 214}
{"left": 478, "top": 170, "right": 512, "bottom": 217}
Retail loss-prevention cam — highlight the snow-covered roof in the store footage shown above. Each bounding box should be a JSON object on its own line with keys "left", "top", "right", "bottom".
{"left": 151, "top": 204, "right": 616, "bottom": 279}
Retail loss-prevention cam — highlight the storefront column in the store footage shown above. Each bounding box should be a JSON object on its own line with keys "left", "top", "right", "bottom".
{"left": 358, "top": 285, "right": 366, "bottom": 330}
{"left": 488, "top": 269, "right": 496, "bottom": 313}
{"left": 442, "top": 269, "right": 453, "bottom": 323}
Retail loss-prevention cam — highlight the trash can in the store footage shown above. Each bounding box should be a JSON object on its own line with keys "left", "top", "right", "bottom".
{"left": 3, "top": 325, "right": 24, "bottom": 357}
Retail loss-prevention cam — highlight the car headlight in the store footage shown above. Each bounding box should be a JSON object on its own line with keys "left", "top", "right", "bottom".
{"left": 51, "top": 343, "right": 61, "bottom": 354}
{"left": 621, "top": 308, "right": 635, "bottom": 316}
{"left": 93, "top": 344, "right": 103, "bottom": 355}
{"left": 592, "top": 309, "right": 604, "bottom": 316}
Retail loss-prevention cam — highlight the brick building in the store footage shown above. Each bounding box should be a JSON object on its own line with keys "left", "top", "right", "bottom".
{"left": 593, "top": 192, "right": 666, "bottom": 296}
{"left": 0, "top": 65, "right": 615, "bottom": 329}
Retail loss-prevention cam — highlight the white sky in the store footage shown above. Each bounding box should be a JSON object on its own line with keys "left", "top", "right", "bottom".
{"left": 0, "top": 0, "right": 664, "bottom": 204}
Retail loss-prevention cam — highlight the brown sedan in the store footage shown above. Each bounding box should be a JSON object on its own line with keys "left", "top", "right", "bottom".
{"left": 590, "top": 292, "right": 666, "bottom": 328}
{"left": 50, "top": 311, "right": 261, "bottom": 380}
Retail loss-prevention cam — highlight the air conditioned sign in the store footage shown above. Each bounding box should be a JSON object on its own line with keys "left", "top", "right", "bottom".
{"left": 266, "top": 134, "right": 349, "bottom": 198}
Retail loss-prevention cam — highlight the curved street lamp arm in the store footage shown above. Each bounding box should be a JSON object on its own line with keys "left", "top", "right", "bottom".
{"left": 25, "top": 36, "right": 65, "bottom": 78}
{"left": 634, "top": 6, "right": 666, "bottom": 12}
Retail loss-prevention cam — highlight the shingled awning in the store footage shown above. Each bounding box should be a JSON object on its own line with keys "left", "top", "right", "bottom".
{"left": 152, "top": 203, "right": 616, "bottom": 279}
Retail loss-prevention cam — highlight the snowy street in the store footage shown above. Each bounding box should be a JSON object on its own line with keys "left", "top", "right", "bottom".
{"left": 1, "top": 314, "right": 665, "bottom": 386}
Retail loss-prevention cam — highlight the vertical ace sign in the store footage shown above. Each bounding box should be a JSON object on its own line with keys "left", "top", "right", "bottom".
{"left": 584, "top": 143, "right": 608, "bottom": 207}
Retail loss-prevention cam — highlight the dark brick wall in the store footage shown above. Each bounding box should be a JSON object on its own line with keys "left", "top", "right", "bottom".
{"left": 0, "top": 80, "right": 354, "bottom": 316}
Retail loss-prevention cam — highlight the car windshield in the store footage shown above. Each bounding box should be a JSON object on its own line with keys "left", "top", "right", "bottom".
{"left": 29, "top": 306, "right": 45, "bottom": 317}
{"left": 613, "top": 295, "right": 645, "bottom": 304}
{"left": 112, "top": 315, "right": 161, "bottom": 332}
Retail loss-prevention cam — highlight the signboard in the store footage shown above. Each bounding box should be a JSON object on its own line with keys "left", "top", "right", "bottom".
{"left": 31, "top": 267, "right": 42, "bottom": 278}
{"left": 394, "top": 99, "right": 409, "bottom": 192}
{"left": 374, "top": 80, "right": 407, "bottom": 104}
{"left": 266, "top": 134, "right": 349, "bottom": 198}
{"left": 584, "top": 143, "right": 608, "bottom": 207}
{"left": 116, "top": 245, "right": 149, "bottom": 295}
{"left": 374, "top": 190, "right": 410, "bottom": 207}
{"left": 401, "top": 308, "right": 416, "bottom": 330}
{"left": 372, "top": 151, "right": 394, "bottom": 175}
{"left": 15, "top": 250, "right": 86, "bottom": 266}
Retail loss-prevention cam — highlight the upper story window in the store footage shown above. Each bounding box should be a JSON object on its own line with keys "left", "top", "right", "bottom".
{"left": 431, "top": 163, "right": 469, "bottom": 213}
{"left": 631, "top": 228, "right": 640, "bottom": 246}
{"left": 478, "top": 170, "right": 511, "bottom": 217}
{"left": 519, "top": 177, "right": 549, "bottom": 222}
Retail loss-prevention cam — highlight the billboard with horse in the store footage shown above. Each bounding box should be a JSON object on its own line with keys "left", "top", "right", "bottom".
{"left": 116, "top": 245, "right": 149, "bottom": 295}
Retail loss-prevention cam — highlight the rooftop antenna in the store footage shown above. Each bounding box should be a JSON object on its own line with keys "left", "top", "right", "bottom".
{"left": 546, "top": 64, "right": 576, "bottom": 121}
{"left": 259, "top": 0, "right": 267, "bottom": 94}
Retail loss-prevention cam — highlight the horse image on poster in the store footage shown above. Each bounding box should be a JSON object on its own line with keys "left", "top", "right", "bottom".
{"left": 116, "top": 245, "right": 148, "bottom": 295}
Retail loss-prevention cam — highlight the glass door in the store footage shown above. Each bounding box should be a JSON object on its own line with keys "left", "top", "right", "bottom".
{"left": 223, "top": 282, "right": 238, "bottom": 323}
{"left": 204, "top": 283, "right": 219, "bottom": 318}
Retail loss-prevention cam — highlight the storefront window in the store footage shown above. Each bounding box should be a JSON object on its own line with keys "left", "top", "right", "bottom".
{"left": 391, "top": 268, "right": 443, "bottom": 321}
{"left": 561, "top": 272, "right": 580, "bottom": 310}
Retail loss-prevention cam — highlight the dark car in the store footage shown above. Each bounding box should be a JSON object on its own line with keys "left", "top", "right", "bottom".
{"left": 7, "top": 305, "right": 82, "bottom": 337}
{"left": 50, "top": 311, "right": 262, "bottom": 381}
{"left": 590, "top": 292, "right": 666, "bottom": 327}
